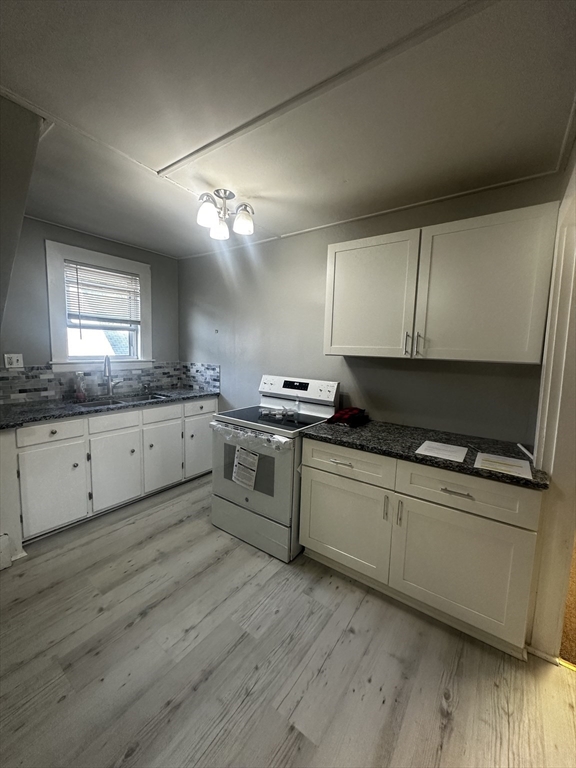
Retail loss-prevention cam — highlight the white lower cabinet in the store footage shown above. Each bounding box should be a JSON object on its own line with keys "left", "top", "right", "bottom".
{"left": 90, "top": 429, "right": 142, "bottom": 512}
{"left": 300, "top": 467, "right": 392, "bottom": 583}
{"left": 300, "top": 439, "right": 542, "bottom": 652}
{"left": 143, "top": 420, "right": 183, "bottom": 493}
{"left": 184, "top": 413, "right": 213, "bottom": 478}
{"left": 9, "top": 398, "right": 218, "bottom": 543}
{"left": 19, "top": 440, "right": 90, "bottom": 538}
{"left": 389, "top": 494, "right": 537, "bottom": 647}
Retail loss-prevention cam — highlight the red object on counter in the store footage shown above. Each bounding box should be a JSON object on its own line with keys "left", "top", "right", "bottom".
{"left": 326, "top": 408, "right": 370, "bottom": 427}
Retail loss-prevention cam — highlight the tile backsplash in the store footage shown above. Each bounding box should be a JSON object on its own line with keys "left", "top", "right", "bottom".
{"left": 0, "top": 362, "right": 220, "bottom": 405}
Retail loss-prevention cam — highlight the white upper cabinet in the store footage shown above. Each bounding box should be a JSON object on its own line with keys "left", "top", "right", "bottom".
{"left": 324, "top": 203, "right": 558, "bottom": 362}
{"left": 414, "top": 203, "right": 558, "bottom": 362}
{"left": 324, "top": 229, "right": 420, "bottom": 357}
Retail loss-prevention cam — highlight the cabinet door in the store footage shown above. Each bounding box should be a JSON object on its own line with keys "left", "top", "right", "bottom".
{"left": 300, "top": 467, "right": 392, "bottom": 583}
{"left": 389, "top": 494, "right": 537, "bottom": 646}
{"left": 143, "top": 421, "right": 183, "bottom": 494}
{"left": 90, "top": 429, "right": 142, "bottom": 512}
{"left": 414, "top": 203, "right": 558, "bottom": 362}
{"left": 324, "top": 229, "right": 420, "bottom": 357}
{"left": 19, "top": 440, "right": 89, "bottom": 538}
{"left": 184, "top": 413, "right": 213, "bottom": 478}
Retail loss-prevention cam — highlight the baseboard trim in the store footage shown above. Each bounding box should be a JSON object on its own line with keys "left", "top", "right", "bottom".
{"left": 526, "top": 645, "right": 560, "bottom": 665}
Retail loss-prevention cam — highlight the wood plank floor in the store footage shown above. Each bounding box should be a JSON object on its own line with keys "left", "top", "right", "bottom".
{"left": 1, "top": 476, "right": 574, "bottom": 768}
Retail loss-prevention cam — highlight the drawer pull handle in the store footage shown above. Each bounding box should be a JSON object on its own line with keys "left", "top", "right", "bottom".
{"left": 200, "top": 405, "right": 204, "bottom": 410}
{"left": 415, "top": 332, "right": 424, "bottom": 356}
{"left": 397, "top": 500, "right": 403, "bottom": 526}
{"left": 190, "top": 434, "right": 195, "bottom": 439}
{"left": 384, "top": 495, "right": 389, "bottom": 521}
{"left": 329, "top": 459, "right": 353, "bottom": 468}
{"left": 130, "top": 449, "right": 136, "bottom": 454}
{"left": 50, "top": 429, "right": 58, "bottom": 435}
{"left": 440, "top": 487, "right": 475, "bottom": 500}
{"left": 403, "top": 331, "right": 411, "bottom": 356}
{"left": 72, "top": 462, "right": 79, "bottom": 468}
{"left": 149, "top": 443, "right": 154, "bottom": 449}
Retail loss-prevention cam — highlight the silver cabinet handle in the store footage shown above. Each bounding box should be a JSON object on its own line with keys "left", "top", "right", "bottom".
{"left": 72, "top": 462, "right": 78, "bottom": 468}
{"left": 440, "top": 486, "right": 474, "bottom": 500}
{"left": 397, "top": 500, "right": 403, "bottom": 526}
{"left": 50, "top": 429, "right": 58, "bottom": 435}
{"left": 149, "top": 443, "right": 154, "bottom": 449}
{"left": 414, "top": 331, "right": 424, "bottom": 357}
{"left": 383, "top": 495, "right": 389, "bottom": 521}
{"left": 130, "top": 449, "right": 136, "bottom": 454}
{"left": 403, "top": 331, "right": 411, "bottom": 356}
{"left": 329, "top": 459, "right": 353, "bottom": 467}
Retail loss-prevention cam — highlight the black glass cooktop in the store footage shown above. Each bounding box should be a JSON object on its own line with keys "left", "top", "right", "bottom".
{"left": 217, "top": 405, "right": 327, "bottom": 433}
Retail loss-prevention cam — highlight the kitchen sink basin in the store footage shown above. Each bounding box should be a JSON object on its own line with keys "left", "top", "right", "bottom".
{"left": 116, "top": 394, "right": 168, "bottom": 404}
{"left": 78, "top": 399, "right": 123, "bottom": 409}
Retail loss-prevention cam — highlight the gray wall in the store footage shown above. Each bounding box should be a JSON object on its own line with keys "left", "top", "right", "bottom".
{"left": 1, "top": 218, "right": 179, "bottom": 364}
{"left": 0, "top": 97, "right": 41, "bottom": 325}
{"left": 179, "top": 174, "right": 566, "bottom": 444}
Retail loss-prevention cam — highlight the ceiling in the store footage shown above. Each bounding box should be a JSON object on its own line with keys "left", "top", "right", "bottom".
{"left": 1, "top": 0, "right": 574, "bottom": 258}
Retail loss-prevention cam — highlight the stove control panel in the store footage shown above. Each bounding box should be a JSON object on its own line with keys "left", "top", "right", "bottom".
{"left": 259, "top": 375, "right": 339, "bottom": 406}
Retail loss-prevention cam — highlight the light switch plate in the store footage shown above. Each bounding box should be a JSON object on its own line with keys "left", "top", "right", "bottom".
{"left": 4, "top": 353, "right": 24, "bottom": 369}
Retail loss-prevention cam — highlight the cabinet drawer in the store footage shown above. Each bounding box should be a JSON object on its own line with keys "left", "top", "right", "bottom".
{"left": 142, "top": 403, "right": 183, "bottom": 424}
{"left": 88, "top": 410, "right": 140, "bottom": 434}
{"left": 17, "top": 418, "right": 85, "bottom": 448}
{"left": 302, "top": 438, "right": 396, "bottom": 489}
{"left": 395, "top": 460, "right": 541, "bottom": 531}
{"left": 184, "top": 398, "right": 217, "bottom": 417}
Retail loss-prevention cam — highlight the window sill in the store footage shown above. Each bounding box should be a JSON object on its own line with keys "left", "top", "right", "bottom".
{"left": 50, "top": 360, "right": 156, "bottom": 373}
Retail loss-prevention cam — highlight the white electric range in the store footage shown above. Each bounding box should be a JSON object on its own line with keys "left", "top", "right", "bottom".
{"left": 210, "top": 375, "right": 339, "bottom": 561}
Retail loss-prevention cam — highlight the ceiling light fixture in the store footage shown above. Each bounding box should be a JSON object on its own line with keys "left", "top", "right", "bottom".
{"left": 196, "top": 189, "right": 255, "bottom": 241}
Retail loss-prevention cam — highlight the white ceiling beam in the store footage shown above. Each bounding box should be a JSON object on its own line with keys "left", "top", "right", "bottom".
{"left": 157, "top": 0, "right": 500, "bottom": 177}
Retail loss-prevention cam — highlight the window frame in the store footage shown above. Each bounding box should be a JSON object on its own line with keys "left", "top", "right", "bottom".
{"left": 46, "top": 241, "right": 152, "bottom": 368}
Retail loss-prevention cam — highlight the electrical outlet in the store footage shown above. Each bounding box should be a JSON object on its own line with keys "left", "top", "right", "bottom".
{"left": 4, "top": 353, "right": 24, "bottom": 369}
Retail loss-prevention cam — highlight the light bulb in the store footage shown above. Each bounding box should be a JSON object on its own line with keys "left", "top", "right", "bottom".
{"left": 233, "top": 208, "right": 254, "bottom": 236}
{"left": 197, "top": 200, "right": 219, "bottom": 228}
{"left": 209, "top": 219, "right": 230, "bottom": 240}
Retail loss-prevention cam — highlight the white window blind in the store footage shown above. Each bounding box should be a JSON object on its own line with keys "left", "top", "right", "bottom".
{"left": 64, "top": 261, "right": 141, "bottom": 326}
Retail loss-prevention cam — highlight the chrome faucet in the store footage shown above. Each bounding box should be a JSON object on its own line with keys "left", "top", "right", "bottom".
{"left": 103, "top": 355, "right": 113, "bottom": 395}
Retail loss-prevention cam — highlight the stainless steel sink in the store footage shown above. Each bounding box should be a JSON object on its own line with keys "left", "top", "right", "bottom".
{"left": 116, "top": 394, "right": 168, "bottom": 404}
{"left": 78, "top": 399, "right": 123, "bottom": 409}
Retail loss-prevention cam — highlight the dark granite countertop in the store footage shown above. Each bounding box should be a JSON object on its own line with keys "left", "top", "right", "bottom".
{"left": 304, "top": 421, "right": 549, "bottom": 491}
{"left": 0, "top": 389, "right": 220, "bottom": 430}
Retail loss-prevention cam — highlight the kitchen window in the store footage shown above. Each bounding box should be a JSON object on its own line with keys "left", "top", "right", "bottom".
{"left": 64, "top": 261, "right": 141, "bottom": 359}
{"left": 46, "top": 241, "right": 152, "bottom": 367}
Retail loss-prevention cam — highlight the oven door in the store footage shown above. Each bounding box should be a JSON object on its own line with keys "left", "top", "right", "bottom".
{"left": 211, "top": 423, "right": 295, "bottom": 526}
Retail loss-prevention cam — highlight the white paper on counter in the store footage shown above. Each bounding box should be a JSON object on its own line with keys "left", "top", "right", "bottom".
{"left": 232, "top": 446, "right": 259, "bottom": 489}
{"left": 415, "top": 441, "right": 468, "bottom": 463}
{"left": 474, "top": 453, "right": 532, "bottom": 479}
